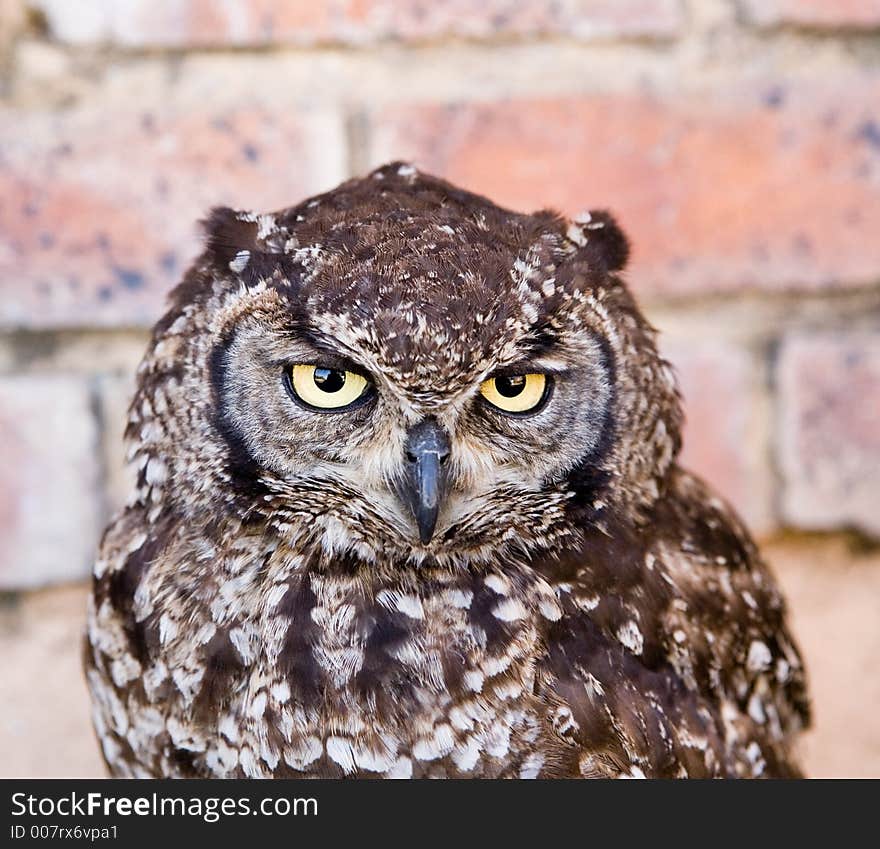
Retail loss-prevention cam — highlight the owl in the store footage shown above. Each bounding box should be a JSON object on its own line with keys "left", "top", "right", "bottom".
{"left": 85, "top": 162, "right": 809, "bottom": 778}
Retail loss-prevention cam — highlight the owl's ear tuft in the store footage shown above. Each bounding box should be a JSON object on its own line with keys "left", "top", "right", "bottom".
{"left": 568, "top": 210, "right": 630, "bottom": 273}
{"left": 201, "top": 207, "right": 259, "bottom": 269}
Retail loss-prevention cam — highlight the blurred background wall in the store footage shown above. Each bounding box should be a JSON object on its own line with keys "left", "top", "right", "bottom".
{"left": 0, "top": 0, "right": 878, "bottom": 776}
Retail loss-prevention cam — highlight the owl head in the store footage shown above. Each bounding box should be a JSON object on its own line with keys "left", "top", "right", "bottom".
{"left": 128, "top": 163, "right": 681, "bottom": 566}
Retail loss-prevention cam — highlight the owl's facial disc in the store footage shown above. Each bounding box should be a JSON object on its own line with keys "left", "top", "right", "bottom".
{"left": 215, "top": 312, "right": 614, "bottom": 556}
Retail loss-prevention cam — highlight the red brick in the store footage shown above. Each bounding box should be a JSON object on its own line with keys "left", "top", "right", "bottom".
{"left": 370, "top": 75, "right": 880, "bottom": 297}
{"left": 769, "top": 538, "right": 880, "bottom": 777}
{"left": 0, "top": 584, "right": 106, "bottom": 776}
{"left": 29, "top": 0, "right": 682, "bottom": 47}
{"left": 777, "top": 330, "right": 880, "bottom": 538}
{"left": 660, "top": 336, "right": 773, "bottom": 534}
{"left": 0, "top": 69, "right": 345, "bottom": 328}
{"left": 742, "top": 0, "right": 880, "bottom": 30}
{"left": 0, "top": 374, "right": 101, "bottom": 589}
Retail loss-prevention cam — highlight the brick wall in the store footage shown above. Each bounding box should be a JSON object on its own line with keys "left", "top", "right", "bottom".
{"left": 1, "top": 0, "right": 879, "bottom": 588}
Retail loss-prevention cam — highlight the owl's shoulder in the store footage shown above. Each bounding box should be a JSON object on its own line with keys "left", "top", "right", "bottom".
{"left": 534, "top": 467, "right": 809, "bottom": 776}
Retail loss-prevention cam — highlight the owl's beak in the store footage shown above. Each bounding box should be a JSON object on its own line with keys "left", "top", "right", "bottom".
{"left": 401, "top": 418, "right": 451, "bottom": 544}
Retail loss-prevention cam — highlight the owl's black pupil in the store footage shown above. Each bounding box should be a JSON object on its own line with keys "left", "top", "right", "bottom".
{"left": 495, "top": 375, "right": 526, "bottom": 397}
{"left": 313, "top": 368, "right": 346, "bottom": 393}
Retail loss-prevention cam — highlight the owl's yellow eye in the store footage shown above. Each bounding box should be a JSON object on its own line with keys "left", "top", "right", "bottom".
{"left": 288, "top": 364, "right": 370, "bottom": 410}
{"left": 479, "top": 373, "right": 548, "bottom": 414}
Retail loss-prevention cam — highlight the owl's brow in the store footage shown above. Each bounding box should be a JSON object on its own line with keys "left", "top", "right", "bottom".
{"left": 489, "top": 358, "right": 568, "bottom": 377}
{"left": 278, "top": 327, "right": 371, "bottom": 375}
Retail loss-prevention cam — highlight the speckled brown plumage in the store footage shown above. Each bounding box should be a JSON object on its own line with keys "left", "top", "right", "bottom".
{"left": 84, "top": 162, "right": 809, "bottom": 778}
